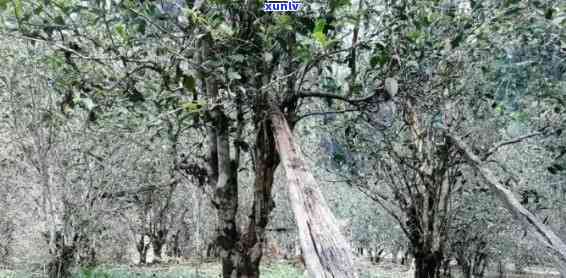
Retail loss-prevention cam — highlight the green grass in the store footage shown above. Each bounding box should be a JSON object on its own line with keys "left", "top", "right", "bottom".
{"left": 0, "top": 270, "right": 42, "bottom": 278}
{"left": 75, "top": 264, "right": 217, "bottom": 278}
{"left": 259, "top": 262, "right": 305, "bottom": 278}
{"left": 73, "top": 262, "right": 305, "bottom": 278}
{"left": 0, "top": 260, "right": 412, "bottom": 278}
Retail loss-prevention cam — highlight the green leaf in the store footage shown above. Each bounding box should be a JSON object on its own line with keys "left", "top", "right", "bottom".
{"left": 333, "top": 152, "right": 345, "bottom": 163}
{"left": 0, "top": 0, "right": 9, "bottom": 11}
{"left": 276, "top": 14, "right": 292, "bottom": 29}
{"left": 296, "top": 44, "right": 312, "bottom": 63}
{"left": 181, "top": 101, "right": 207, "bottom": 113}
{"left": 263, "top": 52, "right": 273, "bottom": 63}
{"left": 330, "top": 0, "right": 351, "bottom": 10}
{"left": 385, "top": 77, "right": 398, "bottom": 97}
{"left": 229, "top": 54, "right": 245, "bottom": 63}
{"left": 504, "top": 0, "right": 520, "bottom": 7}
{"left": 14, "top": 0, "right": 22, "bottom": 17}
{"left": 545, "top": 8, "right": 554, "bottom": 19}
{"left": 81, "top": 98, "right": 96, "bottom": 111}
{"left": 137, "top": 20, "right": 147, "bottom": 34}
{"left": 510, "top": 111, "right": 528, "bottom": 122}
{"left": 313, "top": 19, "right": 328, "bottom": 46}
{"left": 451, "top": 33, "right": 465, "bottom": 48}
{"left": 504, "top": 7, "right": 522, "bottom": 16}
{"left": 54, "top": 15, "right": 65, "bottom": 25}
{"left": 313, "top": 31, "right": 327, "bottom": 46}
{"left": 227, "top": 71, "right": 241, "bottom": 80}
{"left": 314, "top": 18, "right": 326, "bottom": 33}
{"left": 495, "top": 104, "right": 505, "bottom": 114}
{"left": 214, "top": 22, "right": 234, "bottom": 38}
{"left": 115, "top": 23, "right": 127, "bottom": 41}
{"left": 407, "top": 30, "right": 422, "bottom": 43}
{"left": 182, "top": 75, "right": 196, "bottom": 93}
{"left": 370, "top": 44, "right": 389, "bottom": 67}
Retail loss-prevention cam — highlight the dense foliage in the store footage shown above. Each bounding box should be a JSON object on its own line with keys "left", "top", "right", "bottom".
{"left": 0, "top": 0, "right": 565, "bottom": 278}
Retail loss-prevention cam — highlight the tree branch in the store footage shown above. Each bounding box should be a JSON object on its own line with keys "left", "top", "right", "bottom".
{"left": 483, "top": 127, "right": 549, "bottom": 159}
{"left": 294, "top": 91, "right": 379, "bottom": 108}
{"left": 100, "top": 179, "right": 178, "bottom": 200}
{"left": 295, "top": 109, "right": 359, "bottom": 123}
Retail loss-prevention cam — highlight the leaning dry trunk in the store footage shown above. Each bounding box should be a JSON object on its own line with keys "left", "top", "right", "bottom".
{"left": 448, "top": 132, "right": 566, "bottom": 276}
{"left": 270, "top": 109, "right": 357, "bottom": 278}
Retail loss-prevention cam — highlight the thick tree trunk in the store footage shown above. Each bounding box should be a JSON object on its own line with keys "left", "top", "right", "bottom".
{"left": 448, "top": 132, "right": 566, "bottom": 276}
{"left": 151, "top": 234, "right": 165, "bottom": 262}
{"left": 231, "top": 119, "right": 280, "bottom": 278}
{"left": 270, "top": 108, "right": 357, "bottom": 278}
{"left": 77, "top": 235, "right": 96, "bottom": 267}
{"left": 47, "top": 246, "right": 75, "bottom": 278}
{"left": 206, "top": 82, "right": 281, "bottom": 278}
{"left": 45, "top": 232, "right": 75, "bottom": 278}
{"left": 213, "top": 107, "right": 240, "bottom": 278}
{"left": 414, "top": 250, "right": 443, "bottom": 278}
{"left": 202, "top": 66, "right": 241, "bottom": 277}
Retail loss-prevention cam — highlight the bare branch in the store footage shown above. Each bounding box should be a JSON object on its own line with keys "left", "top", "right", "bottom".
{"left": 295, "top": 109, "right": 359, "bottom": 123}
{"left": 483, "top": 127, "right": 549, "bottom": 159}
{"left": 295, "top": 91, "right": 377, "bottom": 106}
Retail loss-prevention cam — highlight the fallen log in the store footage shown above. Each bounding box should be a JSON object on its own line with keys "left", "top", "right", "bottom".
{"left": 270, "top": 108, "right": 358, "bottom": 278}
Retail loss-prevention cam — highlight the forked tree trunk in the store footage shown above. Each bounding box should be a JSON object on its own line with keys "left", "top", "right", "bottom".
{"left": 270, "top": 108, "right": 357, "bottom": 278}
{"left": 448, "top": 132, "right": 566, "bottom": 276}
{"left": 233, "top": 118, "right": 280, "bottom": 278}
{"left": 205, "top": 81, "right": 281, "bottom": 277}
{"left": 136, "top": 234, "right": 149, "bottom": 264}
{"left": 45, "top": 231, "right": 76, "bottom": 278}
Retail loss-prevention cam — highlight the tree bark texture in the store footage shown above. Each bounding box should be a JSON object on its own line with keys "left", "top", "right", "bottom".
{"left": 398, "top": 103, "right": 452, "bottom": 278}
{"left": 205, "top": 81, "right": 280, "bottom": 278}
{"left": 270, "top": 108, "right": 358, "bottom": 278}
{"left": 232, "top": 119, "right": 280, "bottom": 278}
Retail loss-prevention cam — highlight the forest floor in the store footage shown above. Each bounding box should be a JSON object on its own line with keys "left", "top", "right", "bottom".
{"left": 72, "top": 258, "right": 415, "bottom": 278}
{"left": 0, "top": 258, "right": 559, "bottom": 277}
{"left": 0, "top": 258, "right": 413, "bottom": 278}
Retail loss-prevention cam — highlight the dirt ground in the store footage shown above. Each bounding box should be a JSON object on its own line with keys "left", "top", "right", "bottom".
{"left": 0, "top": 258, "right": 560, "bottom": 278}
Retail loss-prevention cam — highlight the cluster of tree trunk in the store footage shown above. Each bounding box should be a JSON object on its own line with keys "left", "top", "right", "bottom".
{"left": 355, "top": 246, "right": 384, "bottom": 264}
{"left": 43, "top": 231, "right": 77, "bottom": 278}
{"left": 458, "top": 249, "right": 488, "bottom": 278}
